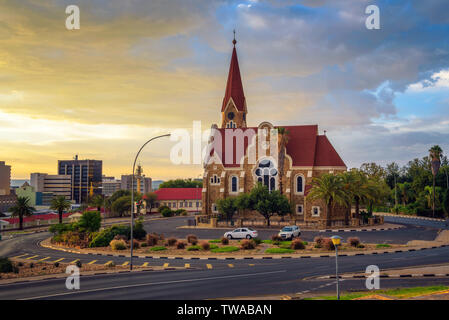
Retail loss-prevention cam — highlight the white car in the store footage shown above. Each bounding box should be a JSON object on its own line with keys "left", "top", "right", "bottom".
{"left": 278, "top": 226, "right": 301, "bottom": 240}
{"left": 224, "top": 228, "right": 258, "bottom": 239}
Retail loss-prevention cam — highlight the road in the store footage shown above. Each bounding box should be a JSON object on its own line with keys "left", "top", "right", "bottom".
{"left": 0, "top": 216, "right": 448, "bottom": 299}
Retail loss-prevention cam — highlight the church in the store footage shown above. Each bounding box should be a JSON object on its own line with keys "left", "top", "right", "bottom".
{"left": 201, "top": 37, "right": 348, "bottom": 227}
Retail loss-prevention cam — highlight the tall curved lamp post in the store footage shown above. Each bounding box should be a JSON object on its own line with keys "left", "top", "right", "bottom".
{"left": 331, "top": 235, "right": 342, "bottom": 300}
{"left": 130, "top": 134, "right": 171, "bottom": 270}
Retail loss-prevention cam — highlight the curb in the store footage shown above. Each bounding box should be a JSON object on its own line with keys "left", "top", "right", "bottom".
{"left": 375, "top": 213, "right": 445, "bottom": 222}
{"left": 38, "top": 240, "right": 449, "bottom": 261}
{"left": 318, "top": 226, "right": 401, "bottom": 233}
{"left": 322, "top": 273, "right": 449, "bottom": 279}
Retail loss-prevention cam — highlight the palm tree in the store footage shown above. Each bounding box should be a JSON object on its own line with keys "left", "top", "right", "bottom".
{"left": 429, "top": 145, "right": 443, "bottom": 217}
{"left": 350, "top": 170, "right": 371, "bottom": 218}
{"left": 340, "top": 171, "right": 357, "bottom": 225}
{"left": 143, "top": 192, "right": 157, "bottom": 214}
{"left": 277, "top": 127, "right": 289, "bottom": 195}
{"left": 10, "top": 197, "right": 35, "bottom": 230}
{"left": 307, "top": 174, "right": 347, "bottom": 227}
{"left": 89, "top": 194, "right": 104, "bottom": 212}
{"left": 50, "top": 196, "right": 72, "bottom": 224}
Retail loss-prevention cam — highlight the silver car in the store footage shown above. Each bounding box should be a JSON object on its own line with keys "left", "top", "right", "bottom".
{"left": 278, "top": 226, "right": 301, "bottom": 240}
{"left": 224, "top": 228, "right": 258, "bottom": 239}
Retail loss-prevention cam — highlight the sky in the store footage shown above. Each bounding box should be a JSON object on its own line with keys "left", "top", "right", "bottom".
{"left": 1, "top": 0, "right": 449, "bottom": 180}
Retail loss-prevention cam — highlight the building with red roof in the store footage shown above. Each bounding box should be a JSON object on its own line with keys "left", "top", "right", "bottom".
{"left": 202, "top": 36, "right": 348, "bottom": 227}
{"left": 154, "top": 188, "right": 202, "bottom": 212}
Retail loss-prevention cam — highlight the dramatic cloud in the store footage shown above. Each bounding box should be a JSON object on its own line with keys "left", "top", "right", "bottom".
{"left": 0, "top": 0, "right": 448, "bottom": 178}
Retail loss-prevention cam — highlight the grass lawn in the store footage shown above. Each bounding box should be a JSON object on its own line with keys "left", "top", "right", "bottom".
{"left": 211, "top": 246, "right": 240, "bottom": 253}
{"left": 208, "top": 239, "right": 221, "bottom": 243}
{"left": 149, "top": 246, "right": 167, "bottom": 251}
{"left": 265, "top": 248, "right": 295, "bottom": 254}
{"left": 376, "top": 244, "right": 392, "bottom": 248}
{"left": 306, "top": 286, "right": 449, "bottom": 300}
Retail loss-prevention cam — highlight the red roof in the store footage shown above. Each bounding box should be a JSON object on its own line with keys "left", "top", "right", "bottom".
{"left": 4, "top": 213, "right": 73, "bottom": 224}
{"left": 155, "top": 188, "right": 202, "bottom": 201}
{"left": 221, "top": 47, "right": 246, "bottom": 112}
{"left": 207, "top": 125, "right": 346, "bottom": 168}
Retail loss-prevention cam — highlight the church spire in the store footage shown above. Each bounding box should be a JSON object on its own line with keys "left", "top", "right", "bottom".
{"left": 221, "top": 32, "right": 246, "bottom": 113}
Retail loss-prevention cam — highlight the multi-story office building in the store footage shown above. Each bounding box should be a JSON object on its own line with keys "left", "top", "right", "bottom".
{"left": 58, "top": 155, "right": 102, "bottom": 204}
{"left": 121, "top": 165, "right": 152, "bottom": 194}
{"left": 0, "top": 161, "right": 11, "bottom": 196}
{"left": 102, "top": 176, "right": 121, "bottom": 196}
{"left": 30, "top": 173, "right": 72, "bottom": 200}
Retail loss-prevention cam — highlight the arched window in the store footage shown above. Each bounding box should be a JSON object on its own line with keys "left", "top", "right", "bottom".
{"left": 230, "top": 176, "right": 238, "bottom": 193}
{"left": 255, "top": 159, "right": 277, "bottom": 192}
{"left": 296, "top": 175, "right": 304, "bottom": 194}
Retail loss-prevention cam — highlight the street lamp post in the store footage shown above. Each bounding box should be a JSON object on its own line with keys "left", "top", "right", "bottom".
{"left": 130, "top": 134, "right": 170, "bottom": 270}
{"left": 331, "top": 235, "right": 342, "bottom": 300}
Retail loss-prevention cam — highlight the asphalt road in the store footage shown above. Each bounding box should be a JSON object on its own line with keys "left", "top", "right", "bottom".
{"left": 0, "top": 216, "right": 448, "bottom": 300}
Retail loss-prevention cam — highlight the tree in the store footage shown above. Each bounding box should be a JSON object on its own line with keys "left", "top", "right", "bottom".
{"left": 386, "top": 162, "right": 401, "bottom": 206}
{"left": 235, "top": 193, "right": 251, "bottom": 216}
{"left": 159, "top": 179, "right": 202, "bottom": 189}
{"left": 350, "top": 169, "right": 371, "bottom": 218}
{"left": 307, "top": 174, "right": 347, "bottom": 227}
{"left": 360, "top": 162, "right": 386, "bottom": 180}
{"left": 111, "top": 195, "right": 131, "bottom": 217}
{"left": 216, "top": 197, "right": 238, "bottom": 223}
{"left": 429, "top": 145, "right": 443, "bottom": 218}
{"left": 143, "top": 192, "right": 157, "bottom": 213}
{"left": 443, "top": 188, "right": 449, "bottom": 217}
{"left": 397, "top": 182, "right": 414, "bottom": 205}
{"left": 340, "top": 171, "right": 357, "bottom": 225}
{"left": 78, "top": 211, "right": 101, "bottom": 233}
{"left": 10, "top": 196, "right": 35, "bottom": 230}
{"left": 277, "top": 127, "right": 290, "bottom": 195}
{"left": 50, "top": 196, "right": 72, "bottom": 224}
{"left": 89, "top": 194, "right": 104, "bottom": 212}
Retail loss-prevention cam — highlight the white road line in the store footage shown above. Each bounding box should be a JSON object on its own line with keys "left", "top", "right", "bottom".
{"left": 20, "top": 270, "right": 287, "bottom": 300}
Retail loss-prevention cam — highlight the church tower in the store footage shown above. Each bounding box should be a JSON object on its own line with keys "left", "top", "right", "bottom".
{"left": 221, "top": 33, "right": 247, "bottom": 129}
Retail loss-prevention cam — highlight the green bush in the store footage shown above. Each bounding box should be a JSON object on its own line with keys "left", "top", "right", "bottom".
{"left": 89, "top": 224, "right": 130, "bottom": 248}
{"left": 0, "top": 257, "right": 14, "bottom": 273}
{"left": 133, "top": 220, "right": 147, "bottom": 240}
{"left": 221, "top": 237, "right": 229, "bottom": 245}
{"left": 211, "top": 246, "right": 239, "bottom": 253}
{"left": 161, "top": 208, "right": 173, "bottom": 217}
{"left": 253, "top": 238, "right": 262, "bottom": 245}
{"left": 49, "top": 223, "right": 77, "bottom": 235}
{"left": 158, "top": 205, "right": 170, "bottom": 213}
{"left": 78, "top": 211, "right": 101, "bottom": 233}
{"left": 110, "top": 239, "right": 127, "bottom": 250}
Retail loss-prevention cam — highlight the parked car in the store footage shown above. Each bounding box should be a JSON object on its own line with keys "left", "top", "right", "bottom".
{"left": 224, "top": 228, "right": 258, "bottom": 239}
{"left": 278, "top": 226, "right": 301, "bottom": 240}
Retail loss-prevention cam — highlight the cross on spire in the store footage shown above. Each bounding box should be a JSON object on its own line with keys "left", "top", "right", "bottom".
{"left": 232, "top": 29, "right": 237, "bottom": 47}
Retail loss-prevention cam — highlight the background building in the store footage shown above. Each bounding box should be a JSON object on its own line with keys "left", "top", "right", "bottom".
{"left": 121, "top": 165, "right": 152, "bottom": 194}
{"left": 154, "top": 188, "right": 202, "bottom": 212}
{"left": 58, "top": 155, "right": 102, "bottom": 204}
{"left": 102, "top": 176, "right": 121, "bottom": 196}
{"left": 30, "top": 173, "right": 72, "bottom": 200}
{"left": 0, "top": 161, "right": 11, "bottom": 196}
{"left": 15, "top": 182, "right": 37, "bottom": 206}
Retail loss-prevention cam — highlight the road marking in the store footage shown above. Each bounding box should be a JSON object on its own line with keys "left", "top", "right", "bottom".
{"left": 142, "top": 262, "right": 149, "bottom": 267}
{"left": 122, "top": 261, "right": 129, "bottom": 266}
{"left": 104, "top": 261, "right": 113, "bottom": 266}
{"left": 206, "top": 264, "right": 213, "bottom": 269}
{"left": 228, "top": 264, "right": 234, "bottom": 268}
{"left": 25, "top": 255, "right": 39, "bottom": 260}
{"left": 20, "top": 270, "right": 287, "bottom": 300}
{"left": 38, "top": 257, "right": 51, "bottom": 262}
{"left": 52, "top": 258, "right": 65, "bottom": 263}
{"left": 88, "top": 260, "right": 97, "bottom": 265}
{"left": 249, "top": 264, "right": 255, "bottom": 266}
{"left": 69, "top": 259, "right": 79, "bottom": 264}
{"left": 163, "top": 263, "right": 169, "bottom": 268}
{"left": 12, "top": 254, "right": 29, "bottom": 259}
{"left": 185, "top": 264, "right": 190, "bottom": 268}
